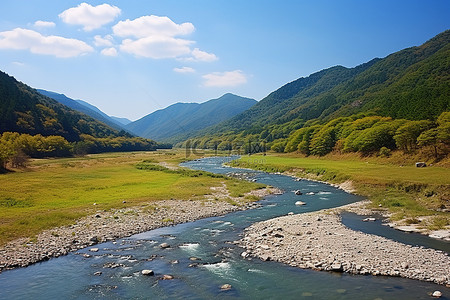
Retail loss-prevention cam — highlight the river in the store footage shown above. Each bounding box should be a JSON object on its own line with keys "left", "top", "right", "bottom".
{"left": 0, "top": 156, "right": 448, "bottom": 299}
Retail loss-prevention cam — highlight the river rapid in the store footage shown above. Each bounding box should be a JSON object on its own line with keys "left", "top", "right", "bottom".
{"left": 0, "top": 156, "right": 448, "bottom": 299}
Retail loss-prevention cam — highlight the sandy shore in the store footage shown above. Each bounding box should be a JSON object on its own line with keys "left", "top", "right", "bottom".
{"left": 0, "top": 186, "right": 277, "bottom": 273}
{"left": 239, "top": 204, "right": 450, "bottom": 286}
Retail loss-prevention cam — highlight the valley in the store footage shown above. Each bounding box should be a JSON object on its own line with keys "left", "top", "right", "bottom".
{"left": 0, "top": 4, "right": 448, "bottom": 297}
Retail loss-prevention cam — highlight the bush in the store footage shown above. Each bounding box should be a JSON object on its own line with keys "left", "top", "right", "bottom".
{"left": 378, "top": 147, "right": 391, "bottom": 157}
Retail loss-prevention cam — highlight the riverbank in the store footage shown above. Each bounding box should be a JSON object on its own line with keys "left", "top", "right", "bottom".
{"left": 229, "top": 154, "right": 450, "bottom": 239}
{"left": 239, "top": 202, "right": 450, "bottom": 286}
{"left": 0, "top": 186, "right": 277, "bottom": 273}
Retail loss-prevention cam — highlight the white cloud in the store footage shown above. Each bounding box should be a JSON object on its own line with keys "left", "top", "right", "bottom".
{"left": 0, "top": 28, "right": 94, "bottom": 58}
{"left": 59, "top": 3, "right": 121, "bottom": 31}
{"left": 202, "top": 70, "right": 247, "bottom": 87}
{"left": 180, "top": 48, "right": 218, "bottom": 62}
{"left": 174, "top": 66, "right": 195, "bottom": 73}
{"left": 120, "top": 36, "right": 193, "bottom": 59}
{"left": 190, "top": 48, "right": 218, "bottom": 62}
{"left": 101, "top": 47, "right": 117, "bottom": 56}
{"left": 112, "top": 14, "right": 216, "bottom": 62}
{"left": 113, "top": 15, "right": 194, "bottom": 38}
{"left": 94, "top": 35, "right": 113, "bottom": 47}
{"left": 12, "top": 61, "right": 25, "bottom": 66}
{"left": 34, "top": 20, "right": 56, "bottom": 28}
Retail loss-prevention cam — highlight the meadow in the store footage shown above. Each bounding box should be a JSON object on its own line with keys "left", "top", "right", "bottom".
{"left": 231, "top": 152, "right": 449, "bottom": 229}
{"left": 0, "top": 150, "right": 263, "bottom": 245}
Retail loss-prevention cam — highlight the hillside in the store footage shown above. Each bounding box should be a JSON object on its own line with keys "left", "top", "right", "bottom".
{"left": 201, "top": 30, "right": 449, "bottom": 137}
{"left": 0, "top": 70, "right": 121, "bottom": 141}
{"left": 182, "top": 30, "right": 449, "bottom": 158}
{"left": 126, "top": 93, "right": 257, "bottom": 142}
{"left": 37, "top": 89, "right": 127, "bottom": 132}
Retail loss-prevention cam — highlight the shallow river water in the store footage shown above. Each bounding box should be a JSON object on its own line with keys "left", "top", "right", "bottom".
{"left": 0, "top": 156, "right": 448, "bottom": 299}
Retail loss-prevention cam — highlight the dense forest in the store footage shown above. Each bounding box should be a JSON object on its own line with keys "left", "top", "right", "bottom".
{"left": 178, "top": 30, "right": 449, "bottom": 159}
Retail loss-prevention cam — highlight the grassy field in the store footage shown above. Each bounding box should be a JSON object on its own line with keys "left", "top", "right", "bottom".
{"left": 0, "top": 150, "right": 264, "bottom": 245}
{"left": 231, "top": 152, "right": 449, "bottom": 229}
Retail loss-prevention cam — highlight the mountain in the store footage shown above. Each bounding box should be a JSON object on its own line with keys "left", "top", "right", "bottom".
{"left": 126, "top": 93, "right": 257, "bottom": 142}
{"left": 200, "top": 30, "right": 449, "bottom": 137}
{"left": 36, "top": 89, "right": 127, "bottom": 132}
{"left": 0, "top": 71, "right": 121, "bottom": 141}
{"left": 110, "top": 116, "right": 132, "bottom": 126}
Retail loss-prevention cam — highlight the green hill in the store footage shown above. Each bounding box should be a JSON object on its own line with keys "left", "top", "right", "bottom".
{"left": 126, "top": 93, "right": 257, "bottom": 142}
{"left": 197, "top": 31, "right": 449, "bottom": 136}
{"left": 0, "top": 70, "right": 123, "bottom": 141}
{"left": 182, "top": 30, "right": 449, "bottom": 157}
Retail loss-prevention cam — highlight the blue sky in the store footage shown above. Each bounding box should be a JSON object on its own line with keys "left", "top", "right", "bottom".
{"left": 0, "top": 1, "right": 449, "bottom": 121}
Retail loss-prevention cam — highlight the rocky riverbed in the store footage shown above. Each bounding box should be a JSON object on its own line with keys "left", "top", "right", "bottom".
{"left": 0, "top": 186, "right": 277, "bottom": 273}
{"left": 239, "top": 204, "right": 450, "bottom": 286}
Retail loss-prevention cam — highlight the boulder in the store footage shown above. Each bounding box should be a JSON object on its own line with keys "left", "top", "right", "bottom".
{"left": 295, "top": 201, "right": 306, "bottom": 206}
{"left": 162, "top": 274, "right": 174, "bottom": 280}
{"left": 331, "top": 262, "right": 343, "bottom": 272}
{"left": 241, "top": 251, "right": 249, "bottom": 258}
{"left": 415, "top": 162, "right": 427, "bottom": 168}
{"left": 432, "top": 291, "right": 442, "bottom": 298}
{"left": 160, "top": 243, "right": 170, "bottom": 249}
{"left": 141, "top": 269, "right": 154, "bottom": 276}
{"left": 294, "top": 190, "right": 303, "bottom": 195}
{"left": 89, "top": 248, "right": 99, "bottom": 252}
{"left": 220, "top": 284, "right": 232, "bottom": 290}
{"left": 189, "top": 257, "right": 201, "bottom": 261}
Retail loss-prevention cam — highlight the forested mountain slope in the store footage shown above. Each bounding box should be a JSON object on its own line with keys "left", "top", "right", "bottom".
{"left": 0, "top": 71, "right": 120, "bottom": 141}
{"left": 37, "top": 89, "right": 127, "bottom": 132}
{"left": 201, "top": 30, "right": 449, "bottom": 137}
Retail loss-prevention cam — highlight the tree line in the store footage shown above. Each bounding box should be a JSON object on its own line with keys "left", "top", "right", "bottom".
{"left": 179, "top": 112, "right": 449, "bottom": 159}
{"left": 0, "top": 132, "right": 163, "bottom": 170}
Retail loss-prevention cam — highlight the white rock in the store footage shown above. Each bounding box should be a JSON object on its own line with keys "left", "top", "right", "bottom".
{"left": 141, "top": 269, "right": 154, "bottom": 276}
{"left": 432, "top": 291, "right": 442, "bottom": 298}
{"left": 160, "top": 243, "right": 170, "bottom": 249}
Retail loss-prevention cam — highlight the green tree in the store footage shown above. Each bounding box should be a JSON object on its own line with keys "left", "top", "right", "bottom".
{"left": 394, "top": 120, "right": 433, "bottom": 152}
{"left": 309, "top": 127, "right": 335, "bottom": 156}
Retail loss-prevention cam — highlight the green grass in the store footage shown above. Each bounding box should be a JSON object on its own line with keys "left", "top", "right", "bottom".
{"left": 231, "top": 153, "right": 449, "bottom": 229}
{"left": 0, "top": 151, "right": 263, "bottom": 245}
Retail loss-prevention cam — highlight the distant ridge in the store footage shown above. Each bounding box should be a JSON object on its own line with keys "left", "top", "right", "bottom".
{"left": 126, "top": 93, "right": 257, "bottom": 142}
{"left": 37, "top": 89, "right": 127, "bottom": 132}
{"left": 110, "top": 116, "right": 132, "bottom": 126}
